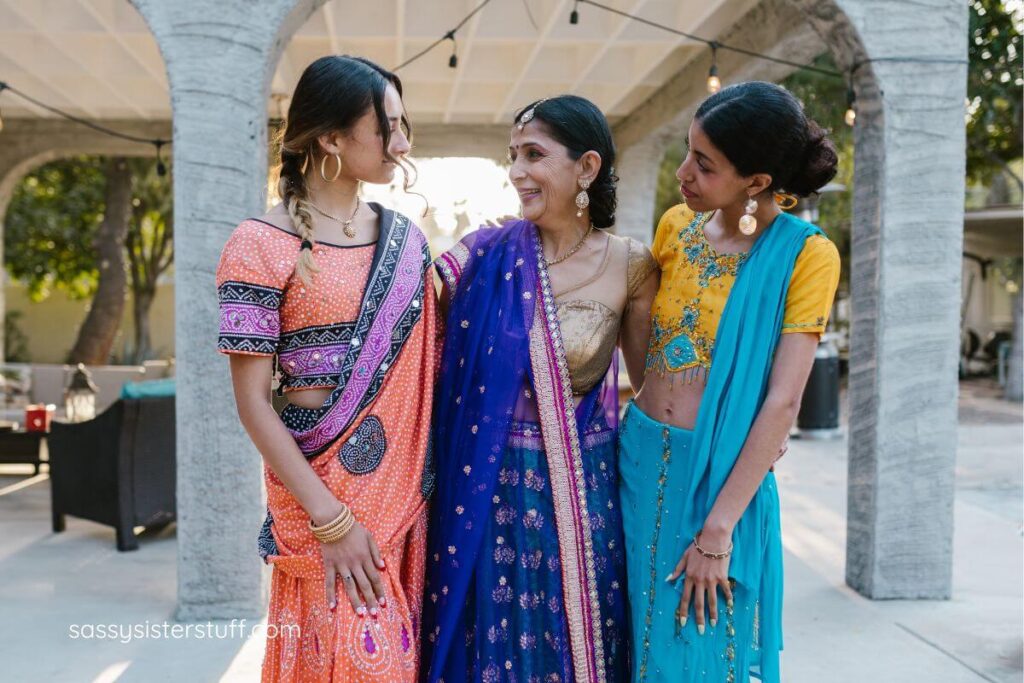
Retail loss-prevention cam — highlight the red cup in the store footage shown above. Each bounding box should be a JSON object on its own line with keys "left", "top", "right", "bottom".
{"left": 25, "top": 404, "right": 52, "bottom": 433}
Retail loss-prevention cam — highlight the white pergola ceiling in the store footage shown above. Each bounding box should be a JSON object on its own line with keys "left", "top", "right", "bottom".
{"left": 0, "top": 0, "right": 756, "bottom": 125}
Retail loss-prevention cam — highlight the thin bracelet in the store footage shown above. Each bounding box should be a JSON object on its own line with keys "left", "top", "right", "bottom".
{"left": 693, "top": 530, "right": 733, "bottom": 560}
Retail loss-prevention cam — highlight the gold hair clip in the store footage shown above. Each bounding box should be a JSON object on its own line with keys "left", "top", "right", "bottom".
{"left": 517, "top": 98, "right": 548, "bottom": 130}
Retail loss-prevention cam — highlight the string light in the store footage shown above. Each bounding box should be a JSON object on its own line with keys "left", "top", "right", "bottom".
{"left": 707, "top": 42, "right": 722, "bottom": 93}
{"left": 844, "top": 87, "right": 856, "bottom": 126}
{"left": 155, "top": 141, "right": 167, "bottom": 176}
{"left": 446, "top": 30, "right": 458, "bottom": 68}
{"left": 393, "top": 0, "right": 492, "bottom": 71}
{"left": 0, "top": 80, "right": 169, "bottom": 176}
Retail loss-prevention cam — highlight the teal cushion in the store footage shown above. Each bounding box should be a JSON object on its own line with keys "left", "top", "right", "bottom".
{"left": 120, "top": 377, "right": 176, "bottom": 399}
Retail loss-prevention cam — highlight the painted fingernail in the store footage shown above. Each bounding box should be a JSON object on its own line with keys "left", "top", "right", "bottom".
{"left": 697, "top": 624, "right": 705, "bottom": 635}
{"left": 329, "top": 601, "right": 336, "bottom": 610}
{"left": 710, "top": 618, "right": 717, "bottom": 628}
{"left": 378, "top": 597, "right": 387, "bottom": 607}
{"left": 664, "top": 573, "right": 674, "bottom": 583}
{"left": 679, "top": 615, "right": 687, "bottom": 628}
{"left": 370, "top": 607, "right": 379, "bottom": 617}
{"left": 356, "top": 605, "right": 367, "bottom": 617}
{"left": 727, "top": 599, "right": 734, "bottom": 608}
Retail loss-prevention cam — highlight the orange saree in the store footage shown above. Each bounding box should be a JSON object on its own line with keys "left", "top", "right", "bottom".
{"left": 216, "top": 205, "right": 438, "bottom": 682}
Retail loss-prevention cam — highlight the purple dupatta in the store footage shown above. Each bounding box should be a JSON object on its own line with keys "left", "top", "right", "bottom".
{"left": 424, "top": 220, "right": 616, "bottom": 683}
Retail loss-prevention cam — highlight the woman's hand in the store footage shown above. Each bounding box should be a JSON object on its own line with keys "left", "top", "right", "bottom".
{"left": 320, "top": 522, "right": 387, "bottom": 616}
{"left": 666, "top": 528, "right": 733, "bottom": 634}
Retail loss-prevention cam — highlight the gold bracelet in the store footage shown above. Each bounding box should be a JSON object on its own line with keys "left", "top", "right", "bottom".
{"left": 310, "top": 505, "right": 356, "bottom": 543}
{"left": 312, "top": 515, "right": 355, "bottom": 544}
{"left": 313, "top": 506, "right": 352, "bottom": 534}
{"left": 693, "top": 530, "right": 733, "bottom": 560}
{"left": 315, "top": 517, "right": 355, "bottom": 544}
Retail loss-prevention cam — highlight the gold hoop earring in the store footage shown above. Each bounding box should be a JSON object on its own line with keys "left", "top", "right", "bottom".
{"left": 774, "top": 192, "right": 798, "bottom": 210}
{"left": 320, "top": 154, "right": 342, "bottom": 183}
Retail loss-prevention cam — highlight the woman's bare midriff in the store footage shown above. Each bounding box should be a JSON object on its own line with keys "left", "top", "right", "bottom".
{"left": 633, "top": 372, "right": 706, "bottom": 430}
{"left": 286, "top": 388, "right": 334, "bottom": 410}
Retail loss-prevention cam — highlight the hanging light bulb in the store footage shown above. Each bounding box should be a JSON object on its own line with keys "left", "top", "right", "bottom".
{"left": 706, "top": 44, "right": 721, "bottom": 93}
{"left": 154, "top": 141, "right": 167, "bottom": 177}
{"left": 0, "top": 81, "right": 7, "bottom": 133}
{"left": 844, "top": 86, "right": 856, "bottom": 126}
{"left": 570, "top": 1, "right": 579, "bottom": 24}
{"left": 445, "top": 30, "right": 458, "bottom": 69}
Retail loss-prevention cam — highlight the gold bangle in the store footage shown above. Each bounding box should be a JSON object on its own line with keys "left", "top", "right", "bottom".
{"left": 310, "top": 504, "right": 356, "bottom": 543}
{"left": 311, "top": 504, "right": 351, "bottom": 532}
{"left": 312, "top": 516, "right": 355, "bottom": 544}
{"left": 693, "top": 530, "right": 733, "bottom": 560}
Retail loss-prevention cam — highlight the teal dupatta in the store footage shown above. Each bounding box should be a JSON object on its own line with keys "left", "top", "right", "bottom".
{"left": 686, "top": 212, "right": 822, "bottom": 586}
{"left": 647, "top": 211, "right": 825, "bottom": 681}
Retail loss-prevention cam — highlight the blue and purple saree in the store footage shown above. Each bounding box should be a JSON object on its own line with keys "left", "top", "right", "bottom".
{"left": 421, "top": 221, "right": 630, "bottom": 683}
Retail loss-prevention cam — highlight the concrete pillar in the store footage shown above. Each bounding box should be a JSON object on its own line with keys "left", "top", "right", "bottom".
{"left": 793, "top": 0, "right": 967, "bottom": 599}
{"left": 130, "top": 0, "right": 328, "bottom": 619}
{"left": 613, "top": 135, "right": 666, "bottom": 244}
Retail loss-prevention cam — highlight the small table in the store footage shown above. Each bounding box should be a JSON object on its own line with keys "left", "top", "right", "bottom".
{"left": 0, "top": 429, "right": 47, "bottom": 474}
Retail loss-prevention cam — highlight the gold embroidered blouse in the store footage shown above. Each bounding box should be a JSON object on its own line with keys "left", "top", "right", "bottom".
{"left": 559, "top": 236, "right": 656, "bottom": 394}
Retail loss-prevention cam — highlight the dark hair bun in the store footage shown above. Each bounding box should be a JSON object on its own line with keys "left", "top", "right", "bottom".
{"left": 787, "top": 119, "right": 838, "bottom": 196}
{"left": 694, "top": 81, "right": 839, "bottom": 197}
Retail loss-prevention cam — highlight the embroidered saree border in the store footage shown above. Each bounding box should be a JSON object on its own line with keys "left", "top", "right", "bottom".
{"left": 526, "top": 231, "right": 606, "bottom": 683}
{"left": 280, "top": 212, "right": 429, "bottom": 456}
{"left": 435, "top": 240, "right": 470, "bottom": 296}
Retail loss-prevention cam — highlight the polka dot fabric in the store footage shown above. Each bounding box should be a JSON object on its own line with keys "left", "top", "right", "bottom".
{"left": 216, "top": 217, "right": 439, "bottom": 682}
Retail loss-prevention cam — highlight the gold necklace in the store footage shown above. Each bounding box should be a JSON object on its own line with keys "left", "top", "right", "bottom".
{"left": 545, "top": 224, "right": 595, "bottom": 266}
{"left": 310, "top": 197, "right": 360, "bottom": 238}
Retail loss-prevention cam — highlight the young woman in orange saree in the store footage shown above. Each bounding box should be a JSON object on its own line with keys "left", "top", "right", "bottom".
{"left": 217, "top": 56, "right": 438, "bottom": 682}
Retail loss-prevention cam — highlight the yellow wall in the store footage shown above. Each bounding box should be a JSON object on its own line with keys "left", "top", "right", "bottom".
{"left": 5, "top": 280, "right": 175, "bottom": 364}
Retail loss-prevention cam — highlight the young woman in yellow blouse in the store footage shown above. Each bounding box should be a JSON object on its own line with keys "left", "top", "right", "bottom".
{"left": 619, "top": 81, "right": 841, "bottom": 683}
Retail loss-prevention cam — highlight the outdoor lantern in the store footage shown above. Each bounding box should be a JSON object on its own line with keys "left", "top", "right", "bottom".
{"left": 64, "top": 363, "right": 98, "bottom": 423}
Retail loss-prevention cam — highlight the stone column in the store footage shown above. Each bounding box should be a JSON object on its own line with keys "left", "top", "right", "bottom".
{"left": 613, "top": 135, "right": 666, "bottom": 245}
{"left": 795, "top": 0, "right": 968, "bottom": 599}
{"left": 130, "top": 0, "right": 326, "bottom": 619}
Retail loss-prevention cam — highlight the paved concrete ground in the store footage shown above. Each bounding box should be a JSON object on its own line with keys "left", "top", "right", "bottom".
{"left": 0, "top": 381, "right": 1020, "bottom": 682}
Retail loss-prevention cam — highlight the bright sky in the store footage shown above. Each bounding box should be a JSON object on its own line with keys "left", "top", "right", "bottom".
{"left": 360, "top": 157, "right": 521, "bottom": 255}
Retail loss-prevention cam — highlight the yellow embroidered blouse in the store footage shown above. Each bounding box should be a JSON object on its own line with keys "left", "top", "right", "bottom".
{"left": 646, "top": 204, "right": 840, "bottom": 379}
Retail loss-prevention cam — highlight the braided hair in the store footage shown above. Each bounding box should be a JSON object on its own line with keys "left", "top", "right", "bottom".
{"left": 275, "top": 55, "right": 413, "bottom": 283}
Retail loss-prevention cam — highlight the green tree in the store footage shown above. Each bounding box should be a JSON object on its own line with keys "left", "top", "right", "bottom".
{"left": 967, "top": 0, "right": 1023, "bottom": 193}
{"left": 5, "top": 157, "right": 106, "bottom": 302}
{"left": 4, "top": 155, "right": 172, "bottom": 364}
{"left": 125, "top": 158, "right": 174, "bottom": 363}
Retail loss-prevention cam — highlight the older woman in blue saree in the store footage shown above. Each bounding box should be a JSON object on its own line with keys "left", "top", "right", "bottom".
{"left": 421, "top": 95, "right": 659, "bottom": 683}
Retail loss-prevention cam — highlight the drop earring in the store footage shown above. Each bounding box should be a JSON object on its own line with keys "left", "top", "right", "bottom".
{"left": 575, "top": 178, "right": 591, "bottom": 218}
{"left": 739, "top": 196, "right": 758, "bottom": 235}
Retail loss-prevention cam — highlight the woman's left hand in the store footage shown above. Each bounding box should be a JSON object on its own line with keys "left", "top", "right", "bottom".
{"left": 666, "top": 529, "right": 733, "bottom": 634}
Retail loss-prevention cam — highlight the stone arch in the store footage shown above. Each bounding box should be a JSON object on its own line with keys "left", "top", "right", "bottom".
{"left": 129, "top": 0, "right": 965, "bottom": 619}
{"left": 613, "top": 0, "right": 965, "bottom": 600}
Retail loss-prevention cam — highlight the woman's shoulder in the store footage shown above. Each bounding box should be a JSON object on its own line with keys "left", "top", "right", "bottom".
{"left": 658, "top": 203, "right": 698, "bottom": 230}
{"left": 216, "top": 216, "right": 299, "bottom": 288}
{"left": 608, "top": 233, "right": 657, "bottom": 296}
{"left": 796, "top": 232, "right": 839, "bottom": 267}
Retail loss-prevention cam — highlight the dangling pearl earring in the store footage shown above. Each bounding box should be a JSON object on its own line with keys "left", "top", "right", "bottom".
{"left": 739, "top": 196, "right": 758, "bottom": 235}
{"left": 575, "top": 178, "right": 591, "bottom": 218}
